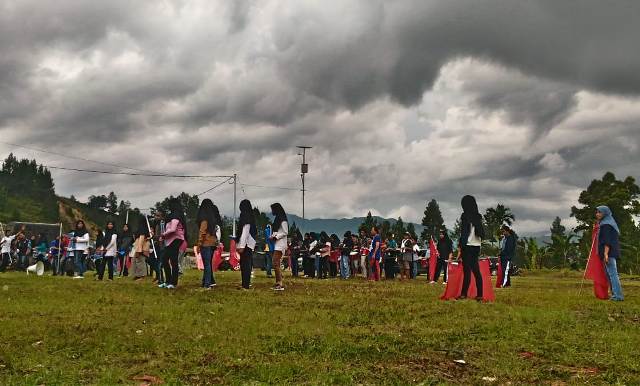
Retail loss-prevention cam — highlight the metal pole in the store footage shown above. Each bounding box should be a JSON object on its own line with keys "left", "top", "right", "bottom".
{"left": 126, "top": 210, "right": 129, "bottom": 224}
{"left": 145, "top": 215, "right": 158, "bottom": 267}
{"left": 57, "top": 223, "right": 63, "bottom": 274}
{"left": 232, "top": 173, "right": 237, "bottom": 239}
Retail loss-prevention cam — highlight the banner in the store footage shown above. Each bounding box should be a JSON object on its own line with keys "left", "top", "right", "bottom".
{"left": 584, "top": 223, "right": 609, "bottom": 300}
{"left": 429, "top": 237, "right": 438, "bottom": 281}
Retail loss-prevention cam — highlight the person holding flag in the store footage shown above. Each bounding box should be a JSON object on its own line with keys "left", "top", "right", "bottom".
{"left": 593, "top": 206, "right": 624, "bottom": 301}
{"left": 433, "top": 229, "right": 453, "bottom": 284}
{"left": 498, "top": 225, "right": 517, "bottom": 288}
{"left": 368, "top": 226, "right": 382, "bottom": 281}
{"left": 428, "top": 236, "right": 439, "bottom": 284}
{"left": 457, "top": 195, "right": 485, "bottom": 301}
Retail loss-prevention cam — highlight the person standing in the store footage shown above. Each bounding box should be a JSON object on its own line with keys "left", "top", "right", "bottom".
{"left": 269, "top": 203, "right": 288, "bottom": 291}
{"left": 160, "top": 199, "right": 187, "bottom": 289}
{"left": 400, "top": 232, "right": 413, "bottom": 281}
{"left": 499, "top": 225, "right": 517, "bottom": 288}
{"left": 340, "top": 231, "right": 353, "bottom": 279}
{"left": 237, "top": 199, "right": 257, "bottom": 290}
{"left": 302, "top": 233, "right": 312, "bottom": 278}
{"left": 98, "top": 221, "right": 117, "bottom": 281}
{"left": 434, "top": 230, "right": 454, "bottom": 284}
{"left": 117, "top": 224, "right": 133, "bottom": 277}
{"left": 457, "top": 195, "right": 485, "bottom": 301}
{"left": 196, "top": 199, "right": 218, "bottom": 290}
{"left": 369, "top": 226, "right": 382, "bottom": 281}
{"left": 131, "top": 223, "right": 149, "bottom": 281}
{"left": 264, "top": 224, "right": 275, "bottom": 278}
{"left": 318, "top": 232, "right": 330, "bottom": 279}
{"left": 290, "top": 230, "right": 303, "bottom": 277}
{"left": 596, "top": 206, "right": 624, "bottom": 301}
{"left": 1, "top": 230, "right": 19, "bottom": 272}
{"left": 72, "top": 220, "right": 90, "bottom": 279}
{"left": 150, "top": 211, "right": 166, "bottom": 285}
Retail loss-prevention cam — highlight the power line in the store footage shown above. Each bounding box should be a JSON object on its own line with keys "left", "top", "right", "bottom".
{"left": 198, "top": 177, "right": 234, "bottom": 196}
{"left": 0, "top": 140, "right": 230, "bottom": 181}
{"left": 46, "top": 165, "right": 232, "bottom": 179}
{"left": 240, "top": 183, "right": 302, "bottom": 191}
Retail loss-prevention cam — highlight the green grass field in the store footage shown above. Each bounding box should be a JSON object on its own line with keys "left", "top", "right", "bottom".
{"left": 0, "top": 270, "right": 638, "bottom": 385}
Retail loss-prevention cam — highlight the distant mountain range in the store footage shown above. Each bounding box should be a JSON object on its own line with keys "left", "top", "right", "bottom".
{"left": 278, "top": 214, "right": 425, "bottom": 236}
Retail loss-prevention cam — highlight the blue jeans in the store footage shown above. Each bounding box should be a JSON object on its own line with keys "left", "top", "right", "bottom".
{"left": 265, "top": 251, "right": 273, "bottom": 276}
{"left": 605, "top": 257, "right": 624, "bottom": 300}
{"left": 74, "top": 251, "right": 86, "bottom": 276}
{"left": 340, "top": 254, "right": 351, "bottom": 279}
{"left": 201, "top": 246, "right": 214, "bottom": 288}
{"left": 410, "top": 261, "right": 418, "bottom": 279}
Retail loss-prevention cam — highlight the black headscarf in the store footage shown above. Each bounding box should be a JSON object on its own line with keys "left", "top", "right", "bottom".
{"left": 460, "top": 195, "right": 485, "bottom": 244}
{"left": 197, "top": 199, "right": 217, "bottom": 235}
{"left": 270, "top": 203, "right": 287, "bottom": 232}
{"left": 167, "top": 198, "right": 188, "bottom": 241}
{"left": 74, "top": 220, "right": 88, "bottom": 237}
{"left": 239, "top": 199, "right": 257, "bottom": 238}
{"left": 103, "top": 221, "right": 117, "bottom": 244}
{"left": 136, "top": 222, "right": 149, "bottom": 239}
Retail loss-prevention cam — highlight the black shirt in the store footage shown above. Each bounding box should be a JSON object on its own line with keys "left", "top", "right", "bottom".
{"left": 437, "top": 238, "right": 453, "bottom": 261}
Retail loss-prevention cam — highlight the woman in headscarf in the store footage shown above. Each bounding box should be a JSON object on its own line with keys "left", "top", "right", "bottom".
{"left": 318, "top": 231, "right": 331, "bottom": 279}
{"left": 196, "top": 199, "right": 218, "bottom": 290}
{"left": 117, "top": 224, "right": 134, "bottom": 277}
{"left": 457, "top": 195, "right": 485, "bottom": 300}
{"left": 98, "top": 221, "right": 118, "bottom": 281}
{"left": 596, "top": 206, "right": 624, "bottom": 301}
{"left": 237, "top": 199, "right": 257, "bottom": 290}
{"left": 269, "top": 203, "right": 288, "bottom": 291}
{"left": 434, "top": 229, "right": 454, "bottom": 284}
{"left": 160, "top": 199, "right": 187, "bottom": 289}
{"left": 131, "top": 222, "right": 149, "bottom": 281}
{"left": 72, "top": 220, "right": 90, "bottom": 279}
{"left": 291, "top": 229, "right": 303, "bottom": 277}
{"left": 340, "top": 231, "right": 353, "bottom": 279}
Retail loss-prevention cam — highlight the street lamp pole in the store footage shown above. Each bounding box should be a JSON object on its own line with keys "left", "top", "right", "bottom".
{"left": 297, "top": 146, "right": 311, "bottom": 221}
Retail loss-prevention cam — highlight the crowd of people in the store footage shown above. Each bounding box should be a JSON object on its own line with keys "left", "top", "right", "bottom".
{"left": 0, "top": 195, "right": 624, "bottom": 301}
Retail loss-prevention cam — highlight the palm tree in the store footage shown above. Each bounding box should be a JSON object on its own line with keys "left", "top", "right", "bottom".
{"left": 484, "top": 204, "right": 515, "bottom": 245}
{"left": 545, "top": 233, "right": 578, "bottom": 269}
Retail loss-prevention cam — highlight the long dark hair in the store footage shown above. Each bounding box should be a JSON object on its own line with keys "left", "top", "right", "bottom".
{"left": 238, "top": 199, "right": 256, "bottom": 238}
{"left": 167, "top": 198, "right": 188, "bottom": 239}
{"left": 196, "top": 199, "right": 217, "bottom": 235}
{"left": 461, "top": 195, "right": 485, "bottom": 239}
{"left": 212, "top": 204, "right": 223, "bottom": 231}
{"left": 270, "top": 203, "right": 287, "bottom": 232}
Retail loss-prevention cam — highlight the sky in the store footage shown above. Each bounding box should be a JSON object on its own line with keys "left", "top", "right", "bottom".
{"left": 1, "top": 0, "right": 639, "bottom": 234}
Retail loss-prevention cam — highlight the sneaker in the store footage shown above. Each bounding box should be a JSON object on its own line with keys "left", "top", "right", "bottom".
{"left": 272, "top": 285, "right": 285, "bottom": 291}
{"left": 211, "top": 283, "right": 217, "bottom": 287}
{"left": 456, "top": 295, "right": 467, "bottom": 300}
{"left": 475, "top": 296, "right": 483, "bottom": 302}
{"left": 429, "top": 281, "right": 436, "bottom": 284}
{"left": 158, "top": 283, "right": 167, "bottom": 288}
{"left": 73, "top": 276, "right": 84, "bottom": 279}
{"left": 166, "top": 284, "right": 175, "bottom": 289}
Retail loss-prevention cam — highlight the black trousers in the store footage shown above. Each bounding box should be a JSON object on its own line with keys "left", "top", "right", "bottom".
{"left": 163, "top": 240, "right": 181, "bottom": 286}
{"left": 240, "top": 247, "right": 253, "bottom": 289}
{"left": 0, "top": 253, "right": 9, "bottom": 272}
{"left": 433, "top": 260, "right": 448, "bottom": 282}
{"left": 384, "top": 259, "right": 396, "bottom": 279}
{"left": 329, "top": 261, "right": 337, "bottom": 277}
{"left": 461, "top": 246, "right": 482, "bottom": 298}
{"left": 303, "top": 255, "right": 314, "bottom": 277}
{"left": 319, "top": 256, "right": 328, "bottom": 278}
{"left": 97, "top": 256, "right": 114, "bottom": 280}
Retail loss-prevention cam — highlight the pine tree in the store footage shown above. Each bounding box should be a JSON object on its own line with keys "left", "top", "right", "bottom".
{"left": 107, "top": 192, "right": 118, "bottom": 214}
{"left": 420, "top": 199, "right": 444, "bottom": 242}
{"left": 550, "top": 217, "right": 566, "bottom": 238}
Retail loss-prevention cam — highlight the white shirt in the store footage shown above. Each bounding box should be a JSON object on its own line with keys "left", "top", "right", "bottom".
{"left": 272, "top": 221, "right": 288, "bottom": 252}
{"left": 104, "top": 234, "right": 118, "bottom": 257}
{"left": 74, "top": 232, "right": 90, "bottom": 252}
{"left": 467, "top": 224, "right": 482, "bottom": 247}
{"left": 1, "top": 235, "right": 15, "bottom": 254}
{"left": 238, "top": 224, "right": 256, "bottom": 250}
{"left": 215, "top": 225, "right": 222, "bottom": 244}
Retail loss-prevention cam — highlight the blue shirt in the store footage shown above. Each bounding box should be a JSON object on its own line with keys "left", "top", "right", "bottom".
{"left": 598, "top": 224, "right": 620, "bottom": 260}
{"left": 369, "top": 235, "right": 381, "bottom": 260}
{"left": 265, "top": 226, "right": 275, "bottom": 252}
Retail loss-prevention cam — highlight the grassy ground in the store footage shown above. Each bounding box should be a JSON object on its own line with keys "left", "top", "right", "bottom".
{"left": 0, "top": 270, "right": 638, "bottom": 385}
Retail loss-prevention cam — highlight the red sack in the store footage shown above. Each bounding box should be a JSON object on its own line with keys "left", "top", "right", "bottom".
{"left": 496, "top": 260, "right": 503, "bottom": 288}
{"left": 213, "top": 244, "right": 223, "bottom": 272}
{"left": 229, "top": 239, "right": 240, "bottom": 270}
{"left": 440, "top": 259, "right": 495, "bottom": 302}
{"left": 584, "top": 223, "right": 609, "bottom": 300}
{"left": 429, "top": 237, "right": 439, "bottom": 281}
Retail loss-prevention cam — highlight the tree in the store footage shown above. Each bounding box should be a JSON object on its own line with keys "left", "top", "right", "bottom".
{"left": 406, "top": 223, "right": 417, "bottom": 241}
{"left": 117, "top": 200, "right": 131, "bottom": 216}
{"left": 288, "top": 222, "right": 299, "bottom": 238}
{"left": 392, "top": 217, "right": 406, "bottom": 239}
{"left": 550, "top": 216, "right": 566, "bottom": 238}
{"left": 451, "top": 219, "right": 462, "bottom": 241}
{"left": 358, "top": 211, "right": 378, "bottom": 233}
{"left": 106, "top": 192, "right": 118, "bottom": 214}
{"left": 420, "top": 199, "right": 444, "bottom": 243}
{"left": 153, "top": 193, "right": 200, "bottom": 243}
{"left": 87, "top": 195, "right": 108, "bottom": 210}
{"left": 381, "top": 220, "right": 391, "bottom": 240}
{"left": 571, "top": 172, "right": 640, "bottom": 273}
{"left": 522, "top": 237, "right": 545, "bottom": 269}
{"left": 484, "top": 204, "right": 515, "bottom": 243}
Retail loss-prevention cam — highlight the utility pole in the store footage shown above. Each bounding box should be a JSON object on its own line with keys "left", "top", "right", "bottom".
{"left": 297, "top": 146, "right": 311, "bottom": 221}
{"left": 232, "top": 173, "right": 237, "bottom": 238}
